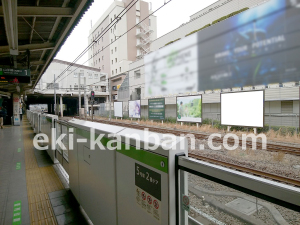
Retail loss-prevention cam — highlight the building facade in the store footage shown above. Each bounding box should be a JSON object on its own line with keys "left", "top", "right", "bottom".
{"left": 35, "top": 59, "right": 109, "bottom": 100}
{"left": 118, "top": 0, "right": 300, "bottom": 127}
{"left": 88, "top": 0, "right": 157, "bottom": 100}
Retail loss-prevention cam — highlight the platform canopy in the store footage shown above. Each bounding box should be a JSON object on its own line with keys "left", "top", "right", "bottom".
{"left": 0, "top": 0, "right": 93, "bottom": 94}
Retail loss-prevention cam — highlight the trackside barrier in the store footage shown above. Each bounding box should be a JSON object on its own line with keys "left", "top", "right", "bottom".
{"left": 67, "top": 118, "right": 188, "bottom": 225}
{"left": 55, "top": 120, "right": 70, "bottom": 174}
{"left": 175, "top": 155, "right": 300, "bottom": 225}
{"left": 40, "top": 114, "right": 58, "bottom": 162}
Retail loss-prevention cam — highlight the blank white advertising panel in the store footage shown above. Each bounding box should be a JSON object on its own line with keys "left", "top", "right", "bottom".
{"left": 114, "top": 102, "right": 123, "bottom": 118}
{"left": 221, "top": 91, "right": 264, "bottom": 127}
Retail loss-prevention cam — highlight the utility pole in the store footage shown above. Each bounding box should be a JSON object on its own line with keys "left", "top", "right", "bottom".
{"left": 109, "top": 78, "right": 112, "bottom": 120}
{"left": 54, "top": 74, "right": 56, "bottom": 115}
{"left": 84, "top": 77, "right": 87, "bottom": 120}
{"left": 78, "top": 73, "right": 81, "bottom": 117}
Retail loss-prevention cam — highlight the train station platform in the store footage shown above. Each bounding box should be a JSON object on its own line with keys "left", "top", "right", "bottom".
{"left": 0, "top": 117, "right": 89, "bottom": 225}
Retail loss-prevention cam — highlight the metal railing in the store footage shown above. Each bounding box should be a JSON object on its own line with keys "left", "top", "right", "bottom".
{"left": 175, "top": 154, "right": 300, "bottom": 225}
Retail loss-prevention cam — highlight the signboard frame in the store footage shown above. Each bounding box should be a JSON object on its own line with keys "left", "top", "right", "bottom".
{"left": 114, "top": 101, "right": 123, "bottom": 118}
{"left": 128, "top": 100, "right": 141, "bottom": 119}
{"left": 176, "top": 94, "right": 202, "bottom": 123}
{"left": 148, "top": 98, "right": 165, "bottom": 120}
{"left": 220, "top": 90, "right": 265, "bottom": 128}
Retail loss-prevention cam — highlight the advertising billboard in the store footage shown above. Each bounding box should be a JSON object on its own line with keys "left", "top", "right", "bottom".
{"left": 177, "top": 95, "right": 202, "bottom": 123}
{"left": 145, "top": 0, "right": 300, "bottom": 97}
{"left": 148, "top": 98, "right": 165, "bottom": 120}
{"left": 128, "top": 100, "right": 141, "bottom": 119}
{"left": 29, "top": 104, "right": 48, "bottom": 112}
{"left": 221, "top": 90, "right": 264, "bottom": 127}
{"left": 114, "top": 102, "right": 123, "bottom": 118}
{"left": 144, "top": 34, "right": 198, "bottom": 97}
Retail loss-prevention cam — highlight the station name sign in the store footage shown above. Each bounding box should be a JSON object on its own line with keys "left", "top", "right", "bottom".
{"left": 0, "top": 68, "right": 31, "bottom": 83}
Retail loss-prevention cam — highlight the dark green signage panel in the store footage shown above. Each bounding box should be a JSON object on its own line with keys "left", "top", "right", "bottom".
{"left": 135, "top": 163, "right": 161, "bottom": 200}
{"left": 148, "top": 98, "right": 165, "bottom": 120}
{"left": 0, "top": 68, "right": 31, "bottom": 83}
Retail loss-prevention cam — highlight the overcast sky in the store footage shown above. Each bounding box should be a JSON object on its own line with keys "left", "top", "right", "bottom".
{"left": 55, "top": 0, "right": 218, "bottom": 65}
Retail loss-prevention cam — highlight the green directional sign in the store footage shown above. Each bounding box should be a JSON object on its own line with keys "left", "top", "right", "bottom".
{"left": 148, "top": 98, "right": 165, "bottom": 120}
{"left": 0, "top": 68, "right": 30, "bottom": 84}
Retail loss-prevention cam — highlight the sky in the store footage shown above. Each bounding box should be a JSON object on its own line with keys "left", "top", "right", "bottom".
{"left": 55, "top": 0, "right": 218, "bottom": 65}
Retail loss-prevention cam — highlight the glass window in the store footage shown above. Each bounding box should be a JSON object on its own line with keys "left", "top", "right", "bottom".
{"left": 74, "top": 73, "right": 78, "bottom": 78}
{"left": 94, "top": 74, "right": 98, "bottom": 79}
{"left": 115, "top": 47, "right": 117, "bottom": 52}
{"left": 120, "top": 67, "right": 121, "bottom": 72}
{"left": 115, "top": 58, "right": 117, "bottom": 63}
{"left": 89, "top": 73, "right": 93, "bottom": 79}
{"left": 112, "top": 70, "right": 114, "bottom": 75}
{"left": 134, "top": 70, "right": 141, "bottom": 79}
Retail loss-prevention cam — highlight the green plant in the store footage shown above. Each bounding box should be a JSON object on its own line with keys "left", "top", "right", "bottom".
{"left": 185, "top": 24, "right": 211, "bottom": 37}
{"left": 164, "top": 38, "right": 181, "bottom": 46}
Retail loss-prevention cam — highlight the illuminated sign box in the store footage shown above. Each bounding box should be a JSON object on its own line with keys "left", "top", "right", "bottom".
{"left": 0, "top": 68, "right": 31, "bottom": 83}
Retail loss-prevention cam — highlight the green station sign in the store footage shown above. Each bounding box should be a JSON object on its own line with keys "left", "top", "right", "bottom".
{"left": 0, "top": 68, "right": 31, "bottom": 83}
{"left": 148, "top": 98, "right": 165, "bottom": 120}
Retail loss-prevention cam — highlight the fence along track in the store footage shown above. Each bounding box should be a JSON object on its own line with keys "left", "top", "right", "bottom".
{"left": 188, "top": 153, "right": 300, "bottom": 187}
{"left": 73, "top": 117, "right": 300, "bottom": 155}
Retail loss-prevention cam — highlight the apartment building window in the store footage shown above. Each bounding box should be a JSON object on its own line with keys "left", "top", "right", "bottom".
{"left": 111, "top": 49, "right": 113, "bottom": 54}
{"left": 89, "top": 73, "right": 93, "bottom": 79}
{"left": 115, "top": 69, "right": 117, "bottom": 74}
{"left": 115, "top": 58, "right": 117, "bottom": 63}
{"left": 100, "top": 76, "right": 106, "bottom": 82}
{"left": 74, "top": 85, "right": 78, "bottom": 90}
{"left": 120, "top": 67, "right": 121, "bottom": 72}
{"left": 74, "top": 73, "right": 78, "bottom": 78}
{"left": 102, "top": 37, "right": 103, "bottom": 42}
{"left": 102, "top": 56, "right": 104, "bottom": 60}
{"left": 112, "top": 70, "right": 114, "bottom": 75}
{"left": 149, "top": 19, "right": 151, "bottom": 26}
{"left": 111, "top": 39, "right": 113, "bottom": 43}
{"left": 99, "top": 58, "right": 100, "bottom": 62}
{"left": 115, "top": 47, "right": 117, "bottom": 52}
{"left": 114, "top": 14, "right": 116, "bottom": 18}
{"left": 134, "top": 70, "right": 141, "bottom": 79}
{"left": 95, "top": 86, "right": 99, "bottom": 90}
{"left": 111, "top": 18, "right": 112, "bottom": 22}
{"left": 112, "top": 60, "right": 113, "bottom": 65}
{"left": 94, "top": 74, "right": 98, "bottom": 79}
{"left": 70, "top": 85, "right": 72, "bottom": 90}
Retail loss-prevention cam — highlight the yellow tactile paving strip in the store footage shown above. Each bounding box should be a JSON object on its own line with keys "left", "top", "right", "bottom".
{"left": 22, "top": 117, "right": 64, "bottom": 225}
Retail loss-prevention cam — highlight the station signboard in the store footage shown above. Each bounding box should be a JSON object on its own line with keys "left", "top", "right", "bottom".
{"left": 0, "top": 68, "right": 31, "bottom": 83}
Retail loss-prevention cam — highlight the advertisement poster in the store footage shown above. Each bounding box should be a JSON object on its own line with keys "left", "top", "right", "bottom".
{"left": 177, "top": 95, "right": 202, "bottom": 123}
{"left": 148, "top": 98, "right": 165, "bottom": 120}
{"left": 129, "top": 100, "right": 141, "bottom": 118}
{"left": 144, "top": 34, "right": 198, "bottom": 97}
{"left": 114, "top": 102, "right": 123, "bottom": 118}
{"left": 197, "top": 0, "right": 300, "bottom": 90}
{"left": 221, "top": 91, "right": 264, "bottom": 127}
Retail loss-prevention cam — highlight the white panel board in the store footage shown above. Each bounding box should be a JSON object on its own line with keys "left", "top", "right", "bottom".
{"left": 114, "top": 102, "right": 123, "bottom": 118}
{"left": 221, "top": 91, "right": 264, "bottom": 127}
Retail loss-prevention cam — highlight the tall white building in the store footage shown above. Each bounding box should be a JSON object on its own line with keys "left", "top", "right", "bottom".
{"left": 88, "top": 0, "right": 157, "bottom": 99}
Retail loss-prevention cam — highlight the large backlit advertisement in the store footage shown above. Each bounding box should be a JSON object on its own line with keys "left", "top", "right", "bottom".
{"left": 144, "top": 34, "right": 198, "bottom": 97}
{"left": 145, "top": 0, "right": 300, "bottom": 97}
{"left": 221, "top": 90, "right": 264, "bottom": 127}
{"left": 198, "top": 0, "right": 300, "bottom": 90}
{"left": 128, "top": 100, "right": 141, "bottom": 119}
{"left": 177, "top": 95, "right": 202, "bottom": 123}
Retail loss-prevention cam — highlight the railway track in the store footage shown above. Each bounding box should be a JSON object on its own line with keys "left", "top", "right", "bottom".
{"left": 77, "top": 117, "right": 300, "bottom": 156}
{"left": 188, "top": 153, "right": 300, "bottom": 187}
{"left": 68, "top": 117, "right": 300, "bottom": 186}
